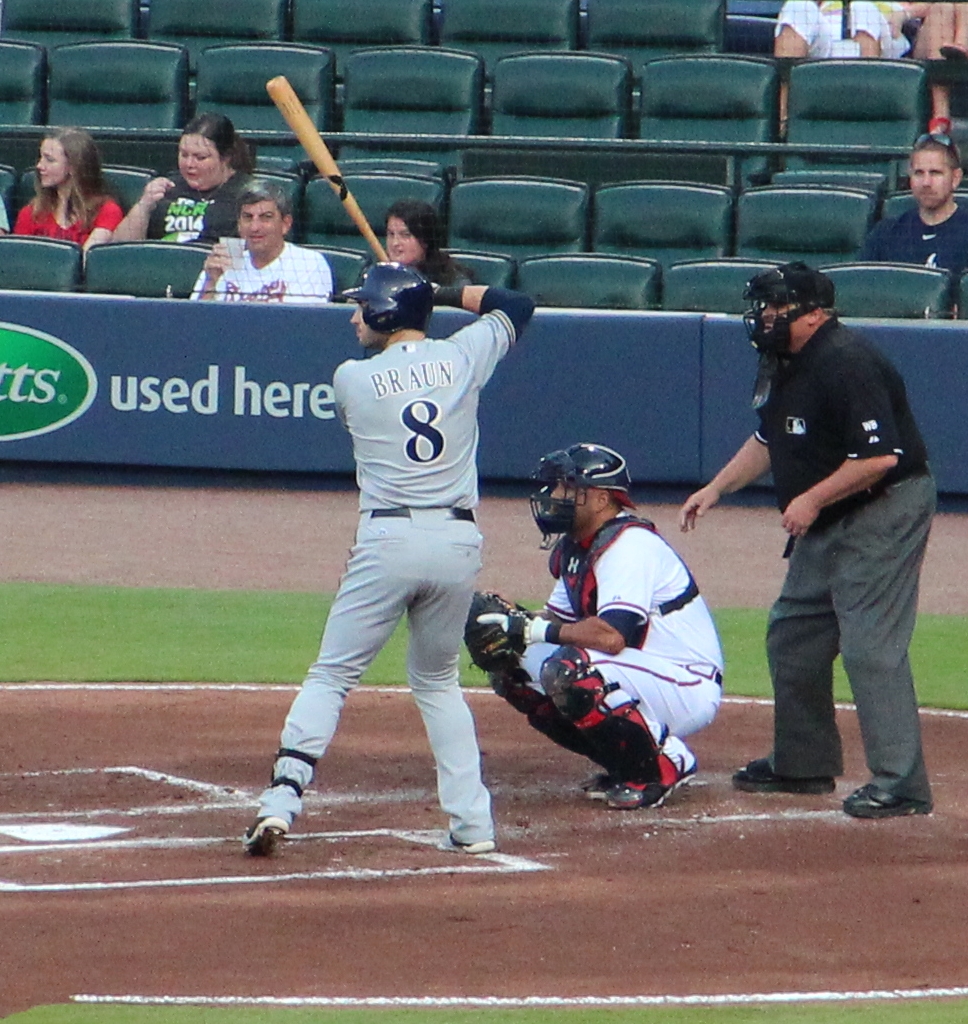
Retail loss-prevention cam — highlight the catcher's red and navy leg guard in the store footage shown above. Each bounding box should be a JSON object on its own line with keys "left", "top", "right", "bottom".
{"left": 538, "top": 646, "right": 670, "bottom": 785}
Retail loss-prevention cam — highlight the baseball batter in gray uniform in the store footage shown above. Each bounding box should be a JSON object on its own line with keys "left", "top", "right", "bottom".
{"left": 243, "top": 262, "right": 534, "bottom": 856}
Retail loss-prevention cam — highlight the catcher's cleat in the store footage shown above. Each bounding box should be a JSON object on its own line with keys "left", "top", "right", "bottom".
{"left": 242, "top": 815, "right": 289, "bottom": 856}
{"left": 580, "top": 771, "right": 618, "bottom": 801}
{"left": 440, "top": 834, "right": 497, "bottom": 855}
{"left": 842, "top": 783, "right": 932, "bottom": 819}
{"left": 605, "top": 764, "right": 697, "bottom": 810}
{"left": 732, "top": 757, "right": 835, "bottom": 795}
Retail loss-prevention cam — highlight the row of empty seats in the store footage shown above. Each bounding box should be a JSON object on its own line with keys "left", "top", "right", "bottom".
{"left": 1, "top": 0, "right": 730, "bottom": 76}
{"left": 0, "top": 170, "right": 923, "bottom": 271}
{"left": 0, "top": 236, "right": 958, "bottom": 319}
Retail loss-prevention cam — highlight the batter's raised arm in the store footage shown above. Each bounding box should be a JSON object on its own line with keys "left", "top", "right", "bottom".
{"left": 679, "top": 434, "right": 772, "bottom": 532}
{"left": 436, "top": 284, "right": 535, "bottom": 338}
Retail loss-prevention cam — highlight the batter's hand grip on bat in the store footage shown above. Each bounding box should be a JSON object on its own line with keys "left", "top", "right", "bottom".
{"left": 266, "top": 75, "right": 389, "bottom": 262}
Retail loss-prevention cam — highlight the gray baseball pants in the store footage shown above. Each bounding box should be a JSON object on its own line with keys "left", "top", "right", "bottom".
{"left": 767, "top": 472, "right": 936, "bottom": 803}
{"left": 257, "top": 508, "right": 494, "bottom": 846}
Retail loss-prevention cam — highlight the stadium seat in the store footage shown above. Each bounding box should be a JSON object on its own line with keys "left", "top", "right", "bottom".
{"left": 336, "top": 158, "right": 449, "bottom": 179}
{"left": 0, "top": 164, "right": 17, "bottom": 227}
{"left": 786, "top": 60, "right": 927, "bottom": 174}
{"left": 770, "top": 169, "right": 888, "bottom": 197}
{"left": 340, "top": 48, "right": 485, "bottom": 165}
{"left": 0, "top": 236, "right": 82, "bottom": 291}
{"left": 662, "top": 257, "right": 780, "bottom": 312}
{"left": 735, "top": 185, "right": 876, "bottom": 265}
{"left": 724, "top": 14, "right": 776, "bottom": 55}
{"left": 301, "top": 171, "right": 444, "bottom": 248}
{"left": 47, "top": 42, "right": 190, "bottom": 130}
{"left": 517, "top": 253, "right": 661, "bottom": 309}
{"left": 290, "top": 0, "right": 434, "bottom": 76}
{"left": 448, "top": 176, "right": 589, "bottom": 261}
{"left": 490, "top": 53, "right": 634, "bottom": 140}
{"left": 881, "top": 188, "right": 968, "bottom": 220}
{"left": 83, "top": 241, "right": 210, "bottom": 298}
{"left": 102, "top": 165, "right": 156, "bottom": 214}
{"left": 147, "top": 0, "right": 289, "bottom": 74}
{"left": 438, "top": 0, "right": 580, "bottom": 76}
{"left": 0, "top": 42, "right": 46, "bottom": 126}
{"left": 447, "top": 250, "right": 516, "bottom": 287}
{"left": 304, "top": 245, "right": 368, "bottom": 292}
{"left": 820, "top": 262, "right": 953, "bottom": 318}
{"left": 593, "top": 181, "right": 733, "bottom": 269}
{"left": 638, "top": 55, "right": 778, "bottom": 185}
{"left": 586, "top": 0, "right": 725, "bottom": 74}
{"left": 1, "top": 0, "right": 137, "bottom": 50}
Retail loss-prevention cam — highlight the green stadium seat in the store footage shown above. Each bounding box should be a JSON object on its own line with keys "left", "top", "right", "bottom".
{"left": 786, "top": 60, "right": 927, "bottom": 175}
{"left": 447, "top": 250, "right": 516, "bottom": 287}
{"left": 304, "top": 245, "right": 368, "bottom": 292}
{"left": 771, "top": 170, "right": 888, "bottom": 197}
{"left": 340, "top": 47, "right": 485, "bottom": 165}
{"left": 881, "top": 189, "right": 968, "bottom": 220}
{"left": 336, "top": 158, "right": 449, "bottom": 179}
{"left": 147, "top": 0, "right": 289, "bottom": 74}
{"left": 290, "top": 0, "right": 434, "bottom": 76}
{"left": 1, "top": 0, "right": 137, "bottom": 50}
{"left": 735, "top": 185, "right": 876, "bottom": 265}
{"left": 638, "top": 55, "right": 778, "bottom": 185}
{"left": 491, "top": 53, "right": 634, "bottom": 140}
{"left": 448, "top": 176, "right": 589, "bottom": 261}
{"left": 302, "top": 171, "right": 444, "bottom": 248}
{"left": 820, "top": 262, "right": 953, "bottom": 318}
{"left": 84, "top": 241, "right": 210, "bottom": 298}
{"left": 0, "top": 236, "right": 83, "bottom": 291}
{"left": 517, "top": 253, "right": 661, "bottom": 309}
{"left": 438, "top": 0, "right": 580, "bottom": 76}
{"left": 102, "top": 165, "right": 156, "bottom": 214}
{"left": 47, "top": 42, "right": 190, "bottom": 130}
{"left": 586, "top": 0, "right": 725, "bottom": 74}
{"left": 662, "top": 257, "right": 779, "bottom": 312}
{"left": 0, "top": 42, "right": 46, "bottom": 126}
{"left": 593, "top": 181, "right": 733, "bottom": 269}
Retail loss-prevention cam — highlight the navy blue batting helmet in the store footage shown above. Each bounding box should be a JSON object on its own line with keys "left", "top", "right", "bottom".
{"left": 341, "top": 262, "right": 434, "bottom": 334}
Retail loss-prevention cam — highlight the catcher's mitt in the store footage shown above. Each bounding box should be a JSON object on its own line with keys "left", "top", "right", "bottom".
{"left": 464, "top": 591, "right": 529, "bottom": 673}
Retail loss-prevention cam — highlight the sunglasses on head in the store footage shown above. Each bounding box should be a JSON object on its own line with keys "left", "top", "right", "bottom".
{"left": 915, "top": 131, "right": 956, "bottom": 150}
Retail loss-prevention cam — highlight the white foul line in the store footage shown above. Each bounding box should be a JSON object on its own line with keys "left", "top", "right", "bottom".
{"left": 69, "top": 988, "right": 968, "bottom": 1008}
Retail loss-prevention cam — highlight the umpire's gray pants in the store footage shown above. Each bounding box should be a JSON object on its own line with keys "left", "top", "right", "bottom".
{"left": 259, "top": 509, "right": 494, "bottom": 846}
{"left": 767, "top": 472, "right": 935, "bottom": 803}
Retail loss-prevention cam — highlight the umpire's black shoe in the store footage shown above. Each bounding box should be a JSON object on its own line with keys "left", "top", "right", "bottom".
{"left": 732, "top": 757, "right": 835, "bottom": 795}
{"left": 843, "top": 783, "right": 932, "bottom": 819}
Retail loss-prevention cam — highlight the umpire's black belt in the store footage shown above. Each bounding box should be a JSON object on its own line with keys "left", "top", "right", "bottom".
{"left": 369, "top": 506, "right": 475, "bottom": 523}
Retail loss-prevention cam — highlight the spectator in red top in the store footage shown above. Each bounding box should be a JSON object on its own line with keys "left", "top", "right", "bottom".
{"left": 13, "top": 128, "right": 123, "bottom": 251}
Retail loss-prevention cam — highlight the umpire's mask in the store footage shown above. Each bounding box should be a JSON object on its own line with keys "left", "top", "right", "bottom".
{"left": 743, "top": 262, "right": 835, "bottom": 357}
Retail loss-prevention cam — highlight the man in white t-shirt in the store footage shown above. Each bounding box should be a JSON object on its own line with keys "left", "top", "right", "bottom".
{"left": 191, "top": 181, "right": 333, "bottom": 304}
{"left": 775, "top": 0, "right": 911, "bottom": 59}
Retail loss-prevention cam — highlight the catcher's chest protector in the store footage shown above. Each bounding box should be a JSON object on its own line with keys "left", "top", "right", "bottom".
{"left": 549, "top": 516, "right": 657, "bottom": 619}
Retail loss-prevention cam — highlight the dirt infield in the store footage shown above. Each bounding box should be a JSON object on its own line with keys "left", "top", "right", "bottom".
{"left": 2, "top": 480, "right": 968, "bottom": 1015}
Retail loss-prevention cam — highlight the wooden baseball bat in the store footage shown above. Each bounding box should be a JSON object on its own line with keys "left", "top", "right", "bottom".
{"left": 266, "top": 75, "right": 389, "bottom": 262}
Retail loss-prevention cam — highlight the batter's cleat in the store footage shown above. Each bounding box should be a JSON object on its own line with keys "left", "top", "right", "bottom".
{"left": 242, "top": 815, "right": 289, "bottom": 856}
{"left": 732, "top": 757, "right": 835, "bottom": 795}
{"left": 843, "top": 784, "right": 932, "bottom": 819}
{"left": 580, "top": 772, "right": 618, "bottom": 801}
{"left": 440, "top": 834, "right": 497, "bottom": 855}
{"left": 605, "top": 764, "right": 697, "bottom": 810}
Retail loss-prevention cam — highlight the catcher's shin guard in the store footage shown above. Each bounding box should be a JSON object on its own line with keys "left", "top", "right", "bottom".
{"left": 538, "top": 646, "right": 667, "bottom": 785}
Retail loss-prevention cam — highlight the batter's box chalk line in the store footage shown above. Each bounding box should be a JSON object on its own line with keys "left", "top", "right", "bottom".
{"left": 0, "top": 828, "right": 550, "bottom": 894}
{"left": 69, "top": 987, "right": 968, "bottom": 1008}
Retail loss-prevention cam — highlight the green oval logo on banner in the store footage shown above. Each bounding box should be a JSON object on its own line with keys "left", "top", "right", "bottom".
{"left": 0, "top": 322, "right": 97, "bottom": 441}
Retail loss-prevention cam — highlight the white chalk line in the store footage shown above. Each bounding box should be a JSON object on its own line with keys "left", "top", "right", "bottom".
{"left": 69, "top": 988, "right": 968, "bottom": 1008}
{"left": 0, "top": 828, "right": 549, "bottom": 893}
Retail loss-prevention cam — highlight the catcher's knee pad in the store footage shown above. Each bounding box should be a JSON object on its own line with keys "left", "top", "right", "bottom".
{"left": 538, "top": 645, "right": 608, "bottom": 724}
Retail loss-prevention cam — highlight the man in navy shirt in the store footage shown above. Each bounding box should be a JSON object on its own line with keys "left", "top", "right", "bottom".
{"left": 860, "top": 132, "right": 968, "bottom": 274}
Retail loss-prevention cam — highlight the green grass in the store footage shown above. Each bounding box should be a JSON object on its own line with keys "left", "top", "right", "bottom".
{"left": 2, "top": 583, "right": 967, "bottom": 709}
{"left": 10, "top": 1001, "right": 968, "bottom": 1024}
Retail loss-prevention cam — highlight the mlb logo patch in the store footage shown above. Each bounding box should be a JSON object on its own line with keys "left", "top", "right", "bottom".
{"left": 785, "top": 417, "right": 807, "bottom": 435}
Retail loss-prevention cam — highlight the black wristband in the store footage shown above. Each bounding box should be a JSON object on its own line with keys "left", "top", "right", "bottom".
{"left": 434, "top": 285, "right": 464, "bottom": 308}
{"left": 545, "top": 622, "right": 562, "bottom": 645}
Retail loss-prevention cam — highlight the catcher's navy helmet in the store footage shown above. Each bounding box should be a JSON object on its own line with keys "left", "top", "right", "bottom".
{"left": 530, "top": 443, "right": 634, "bottom": 545}
{"left": 341, "top": 262, "right": 434, "bottom": 335}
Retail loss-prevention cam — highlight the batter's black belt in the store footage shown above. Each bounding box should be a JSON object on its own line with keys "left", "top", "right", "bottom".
{"left": 369, "top": 506, "right": 475, "bottom": 522}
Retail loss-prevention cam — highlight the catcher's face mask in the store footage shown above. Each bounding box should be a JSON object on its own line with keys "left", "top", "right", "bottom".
{"left": 530, "top": 480, "right": 581, "bottom": 547}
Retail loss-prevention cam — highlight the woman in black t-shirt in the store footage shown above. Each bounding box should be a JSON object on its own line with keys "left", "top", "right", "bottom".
{"left": 111, "top": 113, "right": 253, "bottom": 245}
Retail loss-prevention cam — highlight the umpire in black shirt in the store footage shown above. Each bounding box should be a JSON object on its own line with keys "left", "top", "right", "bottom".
{"left": 679, "top": 262, "right": 935, "bottom": 818}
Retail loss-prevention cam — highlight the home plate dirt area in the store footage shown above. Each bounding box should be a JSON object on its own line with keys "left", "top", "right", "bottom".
{"left": 1, "top": 683, "right": 968, "bottom": 1015}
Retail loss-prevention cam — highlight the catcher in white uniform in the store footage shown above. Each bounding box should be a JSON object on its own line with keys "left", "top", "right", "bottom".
{"left": 465, "top": 444, "right": 723, "bottom": 810}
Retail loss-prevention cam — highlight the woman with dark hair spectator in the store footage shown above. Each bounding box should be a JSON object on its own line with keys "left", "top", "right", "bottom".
{"left": 13, "top": 128, "right": 123, "bottom": 250}
{"left": 112, "top": 112, "right": 253, "bottom": 244}
{"left": 384, "top": 199, "right": 472, "bottom": 285}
